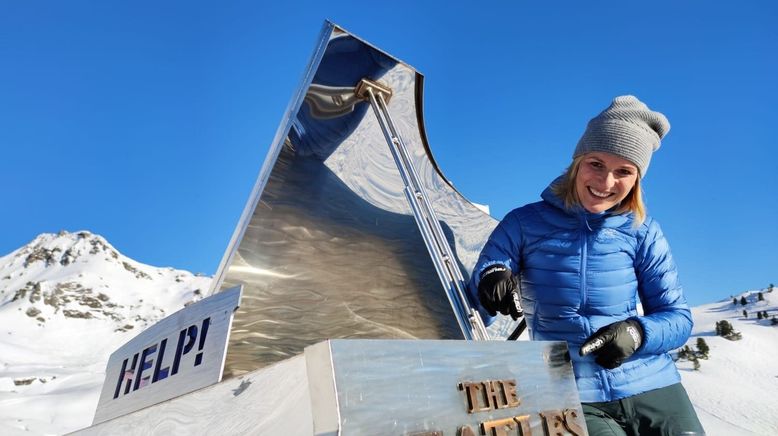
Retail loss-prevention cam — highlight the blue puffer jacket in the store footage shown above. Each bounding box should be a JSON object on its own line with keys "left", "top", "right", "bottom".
{"left": 470, "top": 181, "right": 693, "bottom": 403}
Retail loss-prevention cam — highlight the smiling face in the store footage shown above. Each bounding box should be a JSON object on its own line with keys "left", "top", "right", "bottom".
{"left": 574, "top": 152, "right": 639, "bottom": 213}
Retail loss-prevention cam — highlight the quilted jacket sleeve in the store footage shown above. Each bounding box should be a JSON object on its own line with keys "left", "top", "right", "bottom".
{"left": 633, "top": 218, "right": 693, "bottom": 356}
{"left": 467, "top": 210, "right": 524, "bottom": 325}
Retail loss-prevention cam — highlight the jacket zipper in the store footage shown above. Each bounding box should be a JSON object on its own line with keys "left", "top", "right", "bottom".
{"left": 580, "top": 214, "right": 589, "bottom": 323}
{"left": 580, "top": 229, "right": 588, "bottom": 321}
{"left": 581, "top": 214, "right": 612, "bottom": 399}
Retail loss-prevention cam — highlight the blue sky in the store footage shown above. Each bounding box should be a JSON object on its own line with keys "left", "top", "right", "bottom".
{"left": 1, "top": 1, "right": 775, "bottom": 307}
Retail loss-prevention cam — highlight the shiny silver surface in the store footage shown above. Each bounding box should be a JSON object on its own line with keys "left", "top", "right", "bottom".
{"left": 361, "top": 80, "right": 488, "bottom": 340}
{"left": 306, "top": 339, "right": 585, "bottom": 435}
{"left": 92, "top": 286, "right": 242, "bottom": 425}
{"left": 73, "top": 355, "right": 313, "bottom": 435}
{"left": 210, "top": 22, "right": 520, "bottom": 377}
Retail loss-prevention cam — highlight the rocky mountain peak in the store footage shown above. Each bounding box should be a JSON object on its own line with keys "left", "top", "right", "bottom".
{"left": 0, "top": 231, "right": 214, "bottom": 435}
{"left": 13, "top": 230, "right": 119, "bottom": 269}
{"left": 0, "top": 231, "right": 211, "bottom": 332}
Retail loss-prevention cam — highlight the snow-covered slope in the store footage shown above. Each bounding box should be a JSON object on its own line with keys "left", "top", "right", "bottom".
{"left": 0, "top": 232, "right": 775, "bottom": 435}
{"left": 678, "top": 288, "right": 778, "bottom": 435}
{"left": 0, "top": 231, "right": 211, "bottom": 435}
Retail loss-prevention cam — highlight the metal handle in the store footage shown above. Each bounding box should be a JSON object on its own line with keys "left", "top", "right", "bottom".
{"left": 357, "top": 78, "right": 489, "bottom": 341}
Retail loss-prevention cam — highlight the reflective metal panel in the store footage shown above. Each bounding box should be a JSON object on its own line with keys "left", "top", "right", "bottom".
{"left": 211, "top": 22, "right": 518, "bottom": 377}
{"left": 306, "top": 340, "right": 585, "bottom": 436}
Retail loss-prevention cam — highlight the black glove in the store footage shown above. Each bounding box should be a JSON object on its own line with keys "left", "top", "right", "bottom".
{"left": 579, "top": 319, "right": 643, "bottom": 369}
{"left": 477, "top": 265, "right": 523, "bottom": 320}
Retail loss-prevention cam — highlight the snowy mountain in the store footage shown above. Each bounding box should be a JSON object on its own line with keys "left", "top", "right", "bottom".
{"left": 0, "top": 231, "right": 211, "bottom": 435}
{"left": 677, "top": 288, "right": 778, "bottom": 435}
{"left": 0, "top": 232, "right": 775, "bottom": 435}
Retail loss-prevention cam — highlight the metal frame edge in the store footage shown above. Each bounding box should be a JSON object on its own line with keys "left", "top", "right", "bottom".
{"left": 207, "top": 21, "right": 336, "bottom": 296}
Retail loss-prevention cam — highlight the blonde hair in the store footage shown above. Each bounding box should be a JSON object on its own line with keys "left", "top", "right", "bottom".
{"left": 551, "top": 155, "right": 646, "bottom": 226}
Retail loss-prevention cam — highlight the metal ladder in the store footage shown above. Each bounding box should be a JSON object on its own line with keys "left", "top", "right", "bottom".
{"left": 356, "top": 78, "right": 490, "bottom": 341}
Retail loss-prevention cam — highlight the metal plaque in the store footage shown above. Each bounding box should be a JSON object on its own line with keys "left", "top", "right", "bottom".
{"left": 92, "top": 286, "right": 241, "bottom": 424}
{"left": 209, "top": 21, "right": 520, "bottom": 377}
{"left": 305, "top": 339, "right": 587, "bottom": 436}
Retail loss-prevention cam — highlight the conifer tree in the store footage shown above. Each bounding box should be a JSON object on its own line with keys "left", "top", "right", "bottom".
{"left": 716, "top": 320, "right": 728, "bottom": 336}
{"left": 758, "top": 292, "right": 764, "bottom": 301}
{"left": 740, "top": 296, "right": 747, "bottom": 306}
{"left": 757, "top": 312, "right": 763, "bottom": 320}
{"left": 733, "top": 297, "right": 738, "bottom": 305}
{"left": 743, "top": 309, "right": 748, "bottom": 318}
{"left": 716, "top": 320, "right": 734, "bottom": 336}
{"left": 696, "top": 338, "right": 709, "bottom": 359}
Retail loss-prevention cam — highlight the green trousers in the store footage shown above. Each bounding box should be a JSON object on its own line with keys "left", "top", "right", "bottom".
{"left": 582, "top": 383, "right": 705, "bottom": 436}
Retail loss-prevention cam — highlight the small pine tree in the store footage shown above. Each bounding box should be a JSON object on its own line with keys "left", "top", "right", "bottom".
{"left": 758, "top": 292, "right": 764, "bottom": 301}
{"left": 743, "top": 309, "right": 748, "bottom": 318}
{"left": 716, "top": 320, "right": 735, "bottom": 338}
{"left": 740, "top": 296, "right": 747, "bottom": 306}
{"left": 757, "top": 312, "right": 764, "bottom": 320}
{"left": 716, "top": 320, "right": 734, "bottom": 336}
{"left": 733, "top": 297, "right": 738, "bottom": 305}
{"left": 696, "top": 338, "right": 709, "bottom": 359}
{"left": 681, "top": 347, "right": 702, "bottom": 370}
{"left": 769, "top": 283, "right": 774, "bottom": 292}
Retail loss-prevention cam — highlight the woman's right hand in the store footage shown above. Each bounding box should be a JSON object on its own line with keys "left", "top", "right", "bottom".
{"left": 477, "top": 265, "right": 523, "bottom": 320}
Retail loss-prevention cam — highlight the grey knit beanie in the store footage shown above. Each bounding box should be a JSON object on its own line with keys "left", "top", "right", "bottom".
{"left": 573, "top": 95, "right": 670, "bottom": 177}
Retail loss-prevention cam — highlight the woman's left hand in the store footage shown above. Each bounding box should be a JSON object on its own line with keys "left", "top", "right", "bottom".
{"left": 579, "top": 319, "right": 644, "bottom": 369}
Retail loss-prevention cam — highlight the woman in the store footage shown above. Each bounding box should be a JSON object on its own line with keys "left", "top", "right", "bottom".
{"left": 470, "top": 96, "right": 704, "bottom": 436}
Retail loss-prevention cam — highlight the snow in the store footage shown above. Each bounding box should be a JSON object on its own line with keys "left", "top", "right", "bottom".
{"left": 677, "top": 289, "right": 778, "bottom": 435}
{"left": 0, "top": 231, "right": 776, "bottom": 435}
{"left": 0, "top": 231, "right": 210, "bottom": 435}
